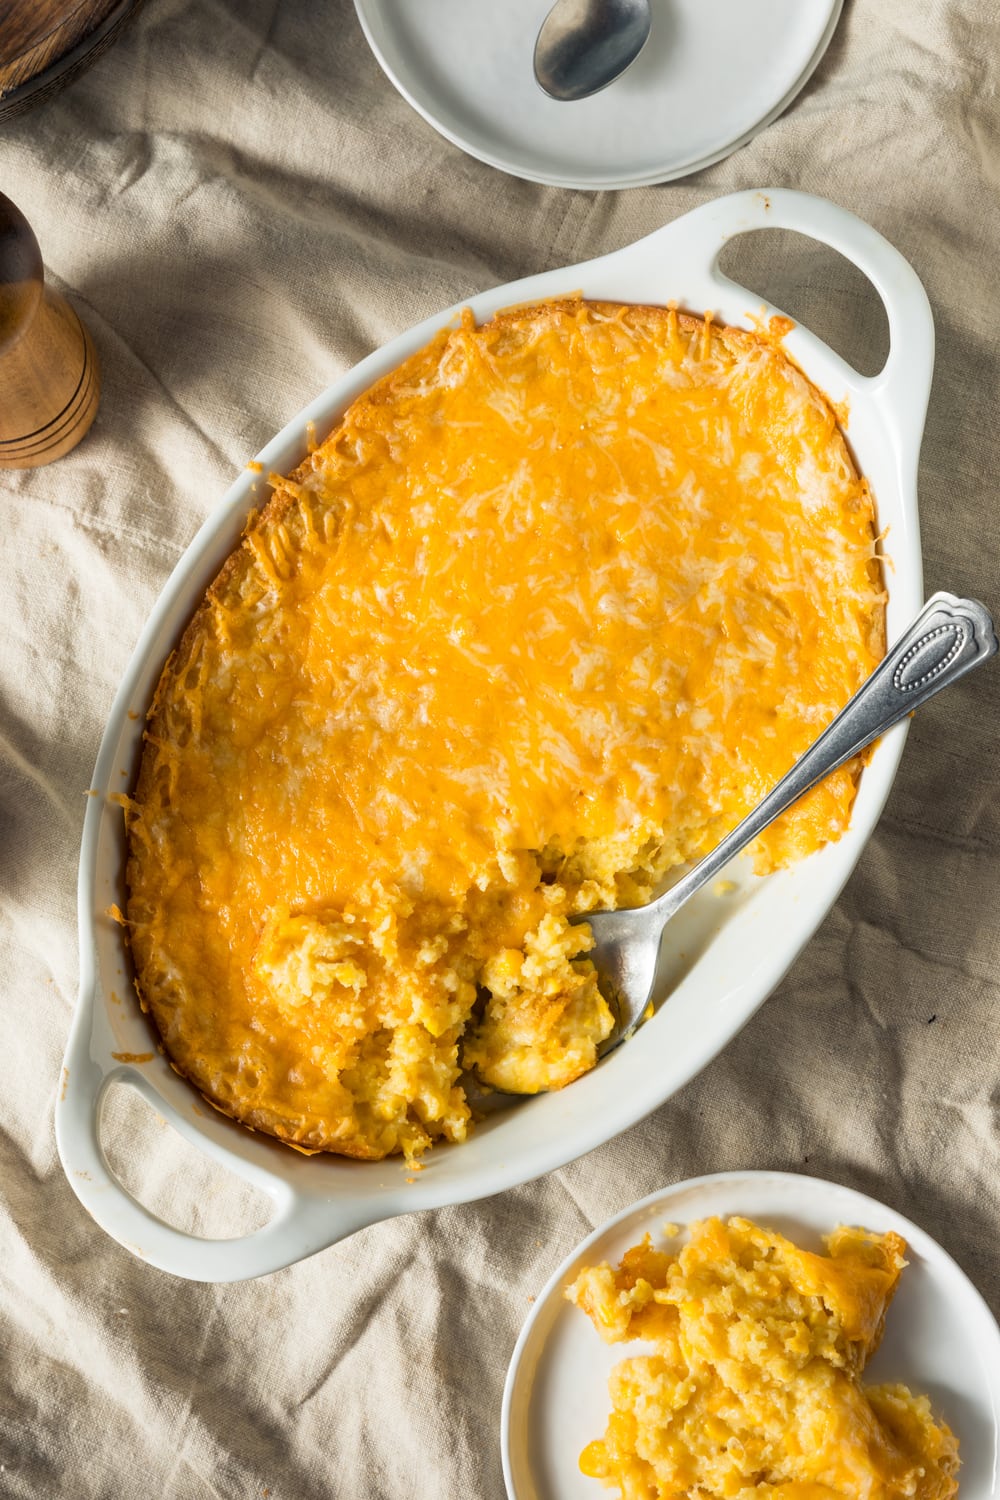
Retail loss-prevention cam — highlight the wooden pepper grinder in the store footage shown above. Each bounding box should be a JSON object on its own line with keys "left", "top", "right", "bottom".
{"left": 0, "top": 191, "right": 100, "bottom": 468}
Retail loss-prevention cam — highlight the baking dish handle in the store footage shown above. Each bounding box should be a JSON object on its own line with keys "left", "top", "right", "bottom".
{"left": 679, "top": 188, "right": 934, "bottom": 464}
{"left": 55, "top": 999, "right": 373, "bottom": 1282}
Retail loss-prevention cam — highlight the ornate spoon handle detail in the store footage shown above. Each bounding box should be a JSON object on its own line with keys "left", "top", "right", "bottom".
{"left": 656, "top": 593, "right": 998, "bottom": 918}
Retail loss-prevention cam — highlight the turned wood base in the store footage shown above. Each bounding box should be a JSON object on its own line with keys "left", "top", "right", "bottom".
{"left": 0, "top": 289, "right": 101, "bottom": 468}
{"left": 0, "top": 191, "right": 102, "bottom": 469}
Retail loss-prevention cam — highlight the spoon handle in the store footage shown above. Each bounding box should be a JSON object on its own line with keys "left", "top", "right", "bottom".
{"left": 656, "top": 592, "right": 997, "bottom": 918}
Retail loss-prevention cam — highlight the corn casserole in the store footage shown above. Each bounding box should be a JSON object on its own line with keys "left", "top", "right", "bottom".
{"left": 124, "top": 299, "right": 885, "bottom": 1159}
{"left": 567, "top": 1215, "right": 959, "bottom": 1499}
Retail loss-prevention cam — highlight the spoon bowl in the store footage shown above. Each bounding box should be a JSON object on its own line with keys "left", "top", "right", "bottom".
{"left": 534, "top": 0, "right": 651, "bottom": 102}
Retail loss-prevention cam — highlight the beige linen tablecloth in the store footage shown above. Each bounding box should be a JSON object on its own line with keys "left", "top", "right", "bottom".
{"left": 2, "top": 2, "right": 999, "bottom": 1495}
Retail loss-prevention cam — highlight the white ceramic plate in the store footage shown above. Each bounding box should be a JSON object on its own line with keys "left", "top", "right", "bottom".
{"left": 352, "top": 0, "right": 843, "bottom": 190}
{"left": 55, "top": 190, "right": 933, "bottom": 1282}
{"left": 503, "top": 1170, "right": 1000, "bottom": 1500}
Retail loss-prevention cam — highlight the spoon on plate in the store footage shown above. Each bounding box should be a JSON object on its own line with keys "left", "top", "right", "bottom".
{"left": 533, "top": 0, "right": 651, "bottom": 101}
{"left": 579, "top": 592, "right": 997, "bottom": 1057}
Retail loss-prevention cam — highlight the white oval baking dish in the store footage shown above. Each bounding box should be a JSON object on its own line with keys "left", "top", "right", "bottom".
{"left": 55, "top": 189, "right": 933, "bottom": 1283}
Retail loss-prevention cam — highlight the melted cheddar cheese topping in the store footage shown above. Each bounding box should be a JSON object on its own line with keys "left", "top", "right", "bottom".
{"left": 126, "top": 300, "right": 884, "bottom": 1160}
{"left": 566, "top": 1217, "right": 959, "bottom": 1500}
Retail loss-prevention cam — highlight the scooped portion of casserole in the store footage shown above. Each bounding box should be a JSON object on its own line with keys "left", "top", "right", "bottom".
{"left": 125, "top": 299, "right": 884, "bottom": 1160}
{"left": 566, "top": 1216, "right": 959, "bottom": 1500}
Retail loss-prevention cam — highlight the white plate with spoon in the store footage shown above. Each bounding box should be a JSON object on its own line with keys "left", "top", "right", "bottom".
{"left": 352, "top": 0, "right": 844, "bottom": 189}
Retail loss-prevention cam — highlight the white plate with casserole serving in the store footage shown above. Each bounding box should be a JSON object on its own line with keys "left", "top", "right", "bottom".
{"left": 502, "top": 1170, "right": 1000, "bottom": 1500}
{"left": 56, "top": 188, "right": 932, "bottom": 1282}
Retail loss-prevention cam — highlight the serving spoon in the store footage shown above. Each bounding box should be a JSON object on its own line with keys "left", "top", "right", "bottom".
{"left": 577, "top": 592, "right": 997, "bottom": 1057}
{"left": 533, "top": 0, "right": 651, "bottom": 101}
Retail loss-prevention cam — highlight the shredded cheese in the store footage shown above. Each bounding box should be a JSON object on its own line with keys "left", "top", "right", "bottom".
{"left": 125, "top": 298, "right": 884, "bottom": 1160}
